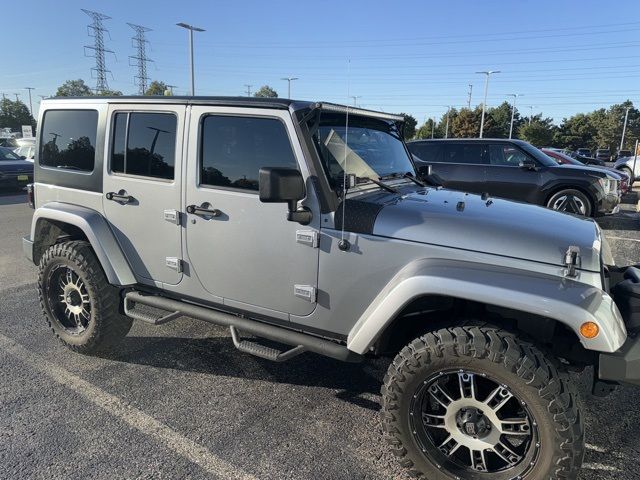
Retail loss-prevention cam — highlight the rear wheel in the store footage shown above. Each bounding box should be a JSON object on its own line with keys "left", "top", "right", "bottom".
{"left": 546, "top": 189, "right": 592, "bottom": 216}
{"left": 381, "top": 326, "right": 584, "bottom": 479}
{"left": 38, "top": 240, "right": 132, "bottom": 353}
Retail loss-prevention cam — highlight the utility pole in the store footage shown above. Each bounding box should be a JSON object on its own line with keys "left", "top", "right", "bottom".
{"left": 177, "top": 23, "right": 205, "bottom": 96}
{"left": 620, "top": 106, "right": 632, "bottom": 151}
{"left": 476, "top": 70, "right": 500, "bottom": 138}
{"left": 528, "top": 105, "right": 536, "bottom": 125}
{"left": 350, "top": 95, "right": 361, "bottom": 107}
{"left": 431, "top": 117, "right": 436, "bottom": 139}
{"left": 13, "top": 93, "right": 20, "bottom": 102}
{"left": 507, "top": 94, "right": 523, "bottom": 139}
{"left": 165, "top": 84, "right": 177, "bottom": 95}
{"left": 24, "top": 87, "right": 35, "bottom": 115}
{"left": 82, "top": 9, "right": 114, "bottom": 94}
{"left": 128, "top": 23, "right": 153, "bottom": 95}
{"left": 281, "top": 77, "right": 299, "bottom": 99}
{"left": 244, "top": 84, "right": 253, "bottom": 97}
{"left": 467, "top": 84, "right": 473, "bottom": 108}
{"left": 445, "top": 106, "right": 451, "bottom": 138}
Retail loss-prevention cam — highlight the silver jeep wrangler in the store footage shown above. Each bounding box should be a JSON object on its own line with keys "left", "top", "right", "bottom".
{"left": 24, "top": 96, "right": 640, "bottom": 480}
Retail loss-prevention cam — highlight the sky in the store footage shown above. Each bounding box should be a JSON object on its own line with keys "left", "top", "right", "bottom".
{"left": 2, "top": 0, "right": 640, "bottom": 124}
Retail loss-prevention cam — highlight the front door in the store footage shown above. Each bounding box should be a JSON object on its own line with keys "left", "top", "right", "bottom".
{"left": 484, "top": 143, "right": 542, "bottom": 203}
{"left": 184, "top": 107, "right": 320, "bottom": 317}
{"left": 103, "top": 104, "right": 186, "bottom": 286}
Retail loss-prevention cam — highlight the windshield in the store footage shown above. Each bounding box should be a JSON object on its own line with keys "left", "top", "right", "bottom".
{"left": 311, "top": 112, "right": 415, "bottom": 188}
{"left": 0, "top": 147, "right": 21, "bottom": 161}
{"left": 543, "top": 149, "right": 583, "bottom": 166}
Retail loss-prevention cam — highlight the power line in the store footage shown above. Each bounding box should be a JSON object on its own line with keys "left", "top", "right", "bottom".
{"left": 82, "top": 9, "right": 114, "bottom": 94}
{"left": 128, "top": 23, "right": 154, "bottom": 95}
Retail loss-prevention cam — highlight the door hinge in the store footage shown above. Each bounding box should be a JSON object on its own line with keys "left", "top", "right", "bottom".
{"left": 296, "top": 230, "right": 319, "bottom": 248}
{"left": 166, "top": 257, "right": 183, "bottom": 273}
{"left": 164, "top": 209, "right": 181, "bottom": 225}
{"left": 294, "top": 285, "right": 317, "bottom": 302}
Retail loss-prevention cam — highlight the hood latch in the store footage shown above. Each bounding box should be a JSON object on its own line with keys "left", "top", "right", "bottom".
{"left": 563, "top": 246, "right": 581, "bottom": 278}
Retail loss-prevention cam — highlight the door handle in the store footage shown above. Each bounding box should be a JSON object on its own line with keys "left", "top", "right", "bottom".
{"left": 186, "top": 204, "right": 222, "bottom": 217}
{"left": 106, "top": 191, "right": 134, "bottom": 203}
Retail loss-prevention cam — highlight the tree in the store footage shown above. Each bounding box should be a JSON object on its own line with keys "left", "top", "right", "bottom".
{"left": 518, "top": 118, "right": 556, "bottom": 147}
{"left": 415, "top": 118, "right": 442, "bottom": 139}
{"left": 451, "top": 108, "right": 481, "bottom": 138}
{"left": 254, "top": 85, "right": 278, "bottom": 98}
{"left": 55, "top": 79, "right": 93, "bottom": 97}
{"left": 400, "top": 113, "right": 417, "bottom": 140}
{"left": 554, "top": 113, "right": 597, "bottom": 150}
{"left": 0, "top": 99, "right": 36, "bottom": 130}
{"left": 100, "top": 89, "right": 123, "bottom": 96}
{"left": 484, "top": 101, "right": 515, "bottom": 138}
{"left": 145, "top": 81, "right": 170, "bottom": 96}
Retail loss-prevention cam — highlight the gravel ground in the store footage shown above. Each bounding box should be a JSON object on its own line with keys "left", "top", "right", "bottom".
{"left": 0, "top": 189, "right": 639, "bottom": 480}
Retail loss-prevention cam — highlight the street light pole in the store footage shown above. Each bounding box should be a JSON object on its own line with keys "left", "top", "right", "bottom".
{"left": 431, "top": 117, "right": 436, "bottom": 139}
{"left": 350, "top": 95, "right": 361, "bottom": 107}
{"left": 620, "top": 106, "right": 632, "bottom": 151}
{"left": 445, "top": 106, "right": 451, "bottom": 138}
{"left": 281, "top": 77, "right": 299, "bottom": 99}
{"left": 476, "top": 70, "right": 500, "bottom": 138}
{"left": 176, "top": 23, "right": 205, "bottom": 96}
{"left": 24, "top": 87, "right": 35, "bottom": 116}
{"left": 507, "top": 94, "right": 523, "bottom": 139}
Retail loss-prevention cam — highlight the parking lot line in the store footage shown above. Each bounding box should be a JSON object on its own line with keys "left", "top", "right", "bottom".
{"left": 0, "top": 332, "right": 258, "bottom": 480}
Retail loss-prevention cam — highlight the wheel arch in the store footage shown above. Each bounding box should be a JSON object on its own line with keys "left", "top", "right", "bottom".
{"left": 30, "top": 202, "right": 136, "bottom": 286}
{"left": 346, "top": 258, "right": 626, "bottom": 356}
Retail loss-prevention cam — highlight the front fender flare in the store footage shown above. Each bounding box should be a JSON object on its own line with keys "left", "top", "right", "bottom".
{"left": 30, "top": 202, "right": 136, "bottom": 286}
{"left": 347, "top": 258, "right": 626, "bottom": 354}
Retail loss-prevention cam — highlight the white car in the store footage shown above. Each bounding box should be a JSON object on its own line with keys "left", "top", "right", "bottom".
{"left": 614, "top": 153, "right": 640, "bottom": 181}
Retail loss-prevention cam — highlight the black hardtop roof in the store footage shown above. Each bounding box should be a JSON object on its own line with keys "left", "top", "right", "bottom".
{"left": 407, "top": 138, "right": 530, "bottom": 145}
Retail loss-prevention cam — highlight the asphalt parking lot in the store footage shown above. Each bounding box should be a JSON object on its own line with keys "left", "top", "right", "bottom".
{"left": 1, "top": 190, "right": 639, "bottom": 480}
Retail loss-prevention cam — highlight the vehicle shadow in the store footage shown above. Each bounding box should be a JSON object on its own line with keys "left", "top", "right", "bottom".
{"left": 98, "top": 334, "right": 385, "bottom": 411}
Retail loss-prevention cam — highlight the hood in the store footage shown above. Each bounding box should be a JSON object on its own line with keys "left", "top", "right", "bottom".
{"left": 553, "top": 164, "right": 608, "bottom": 177}
{"left": 338, "top": 186, "right": 602, "bottom": 272}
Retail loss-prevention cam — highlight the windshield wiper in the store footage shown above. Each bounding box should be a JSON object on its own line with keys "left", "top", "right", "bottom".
{"left": 379, "top": 171, "right": 427, "bottom": 187}
{"left": 355, "top": 176, "right": 399, "bottom": 193}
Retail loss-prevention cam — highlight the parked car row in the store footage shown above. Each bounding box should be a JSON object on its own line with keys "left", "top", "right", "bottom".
{"left": 407, "top": 138, "right": 622, "bottom": 217}
{"left": 570, "top": 147, "right": 632, "bottom": 161}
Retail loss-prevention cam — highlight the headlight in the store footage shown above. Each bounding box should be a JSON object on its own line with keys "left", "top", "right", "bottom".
{"left": 598, "top": 176, "right": 618, "bottom": 194}
{"left": 598, "top": 177, "right": 610, "bottom": 194}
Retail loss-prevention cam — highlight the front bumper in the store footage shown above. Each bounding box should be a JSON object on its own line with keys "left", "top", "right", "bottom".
{"left": 599, "top": 336, "right": 640, "bottom": 386}
{"left": 0, "top": 174, "right": 33, "bottom": 189}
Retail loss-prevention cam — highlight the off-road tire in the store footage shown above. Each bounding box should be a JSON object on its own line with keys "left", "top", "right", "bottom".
{"left": 546, "top": 188, "right": 593, "bottom": 217}
{"left": 38, "top": 240, "right": 132, "bottom": 353}
{"left": 381, "top": 326, "right": 584, "bottom": 480}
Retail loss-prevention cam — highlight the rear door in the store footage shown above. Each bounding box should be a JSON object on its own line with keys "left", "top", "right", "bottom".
{"left": 484, "top": 143, "right": 542, "bottom": 203}
{"left": 103, "top": 104, "right": 186, "bottom": 286}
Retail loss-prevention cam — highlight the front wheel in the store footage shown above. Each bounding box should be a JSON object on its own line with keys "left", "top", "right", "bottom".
{"left": 381, "top": 326, "right": 584, "bottom": 480}
{"left": 546, "top": 189, "right": 593, "bottom": 217}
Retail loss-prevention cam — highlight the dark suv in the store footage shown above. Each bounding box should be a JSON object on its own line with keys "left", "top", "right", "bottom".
{"left": 595, "top": 148, "right": 612, "bottom": 162}
{"left": 407, "top": 138, "right": 620, "bottom": 217}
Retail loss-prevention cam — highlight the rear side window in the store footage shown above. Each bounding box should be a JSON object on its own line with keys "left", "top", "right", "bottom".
{"left": 200, "top": 115, "right": 298, "bottom": 191}
{"left": 40, "top": 110, "right": 98, "bottom": 172}
{"left": 110, "top": 112, "right": 177, "bottom": 180}
{"left": 488, "top": 144, "right": 531, "bottom": 166}
{"left": 443, "top": 144, "right": 485, "bottom": 164}
{"left": 408, "top": 143, "right": 443, "bottom": 163}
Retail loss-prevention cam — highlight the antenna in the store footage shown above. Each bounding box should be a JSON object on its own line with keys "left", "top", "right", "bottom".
{"left": 128, "top": 23, "right": 154, "bottom": 95}
{"left": 82, "top": 9, "right": 114, "bottom": 94}
{"left": 338, "top": 60, "right": 351, "bottom": 252}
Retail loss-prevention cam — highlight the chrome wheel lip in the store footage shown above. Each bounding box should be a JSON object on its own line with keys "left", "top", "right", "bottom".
{"left": 48, "top": 265, "right": 92, "bottom": 335}
{"left": 550, "top": 194, "right": 587, "bottom": 215}
{"left": 409, "top": 369, "right": 539, "bottom": 477}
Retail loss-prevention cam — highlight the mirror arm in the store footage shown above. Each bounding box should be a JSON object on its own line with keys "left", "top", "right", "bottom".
{"left": 287, "top": 204, "right": 312, "bottom": 225}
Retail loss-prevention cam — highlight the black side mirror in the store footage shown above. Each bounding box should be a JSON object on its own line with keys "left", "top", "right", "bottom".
{"left": 259, "top": 167, "right": 311, "bottom": 225}
{"left": 20, "top": 155, "right": 27, "bottom": 160}
{"left": 519, "top": 159, "right": 537, "bottom": 171}
{"left": 416, "top": 164, "right": 432, "bottom": 178}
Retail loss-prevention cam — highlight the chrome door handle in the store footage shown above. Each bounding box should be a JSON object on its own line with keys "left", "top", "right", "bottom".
{"left": 106, "top": 191, "right": 134, "bottom": 203}
{"left": 186, "top": 204, "right": 222, "bottom": 217}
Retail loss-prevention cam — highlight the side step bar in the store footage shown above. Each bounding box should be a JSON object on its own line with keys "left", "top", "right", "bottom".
{"left": 124, "top": 291, "right": 362, "bottom": 363}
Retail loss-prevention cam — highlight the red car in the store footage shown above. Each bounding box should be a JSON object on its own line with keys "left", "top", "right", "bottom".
{"left": 542, "top": 148, "right": 630, "bottom": 195}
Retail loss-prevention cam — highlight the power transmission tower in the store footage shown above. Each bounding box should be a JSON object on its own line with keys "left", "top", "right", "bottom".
{"left": 467, "top": 84, "right": 473, "bottom": 108}
{"left": 128, "top": 23, "right": 154, "bottom": 95}
{"left": 82, "top": 9, "right": 114, "bottom": 94}
{"left": 244, "top": 84, "right": 253, "bottom": 96}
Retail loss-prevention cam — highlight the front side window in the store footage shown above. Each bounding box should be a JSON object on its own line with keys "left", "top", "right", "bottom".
{"left": 488, "top": 145, "right": 531, "bottom": 166}
{"left": 111, "top": 112, "right": 177, "bottom": 180}
{"left": 40, "top": 110, "right": 98, "bottom": 171}
{"left": 200, "top": 115, "right": 298, "bottom": 191}
{"left": 311, "top": 113, "right": 415, "bottom": 188}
